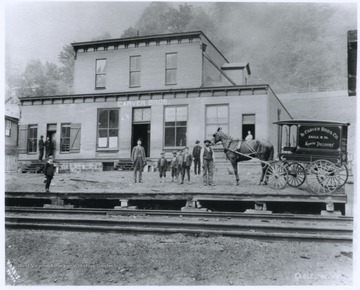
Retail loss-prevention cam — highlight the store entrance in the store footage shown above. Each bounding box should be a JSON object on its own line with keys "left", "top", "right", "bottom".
{"left": 46, "top": 124, "right": 57, "bottom": 158}
{"left": 132, "top": 123, "right": 151, "bottom": 157}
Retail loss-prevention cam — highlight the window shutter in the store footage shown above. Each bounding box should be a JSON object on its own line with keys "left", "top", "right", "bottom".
{"left": 70, "top": 123, "right": 81, "bottom": 153}
{"left": 18, "top": 125, "right": 28, "bottom": 154}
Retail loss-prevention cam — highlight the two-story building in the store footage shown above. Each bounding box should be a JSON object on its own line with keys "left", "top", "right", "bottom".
{"left": 18, "top": 31, "right": 292, "bottom": 172}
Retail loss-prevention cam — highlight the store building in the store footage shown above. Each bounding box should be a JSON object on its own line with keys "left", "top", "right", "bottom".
{"left": 18, "top": 31, "right": 292, "bottom": 172}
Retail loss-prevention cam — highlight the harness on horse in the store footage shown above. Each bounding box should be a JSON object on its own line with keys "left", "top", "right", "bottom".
{"left": 224, "top": 138, "right": 262, "bottom": 159}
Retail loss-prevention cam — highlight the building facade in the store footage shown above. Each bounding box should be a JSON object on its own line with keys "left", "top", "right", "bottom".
{"left": 18, "top": 31, "right": 291, "bottom": 172}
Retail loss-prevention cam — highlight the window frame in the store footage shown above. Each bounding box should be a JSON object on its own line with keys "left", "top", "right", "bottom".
{"left": 5, "top": 120, "right": 11, "bottom": 137}
{"left": 164, "top": 105, "right": 188, "bottom": 148}
{"left": 129, "top": 55, "right": 141, "bottom": 88}
{"left": 95, "top": 58, "right": 107, "bottom": 89}
{"left": 60, "top": 123, "right": 71, "bottom": 153}
{"left": 165, "top": 52, "right": 177, "bottom": 85}
{"left": 96, "top": 108, "right": 119, "bottom": 150}
{"left": 205, "top": 104, "right": 230, "bottom": 140}
{"left": 27, "top": 124, "right": 38, "bottom": 154}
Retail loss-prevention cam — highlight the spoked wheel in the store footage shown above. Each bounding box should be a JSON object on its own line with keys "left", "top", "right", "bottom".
{"left": 337, "top": 164, "right": 349, "bottom": 188}
{"left": 286, "top": 162, "right": 306, "bottom": 187}
{"left": 306, "top": 160, "right": 339, "bottom": 194}
{"left": 265, "top": 162, "right": 288, "bottom": 190}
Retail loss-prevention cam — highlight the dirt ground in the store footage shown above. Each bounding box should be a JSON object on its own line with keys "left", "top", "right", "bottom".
{"left": 5, "top": 229, "right": 353, "bottom": 286}
{"left": 4, "top": 170, "right": 354, "bottom": 286}
{"left": 5, "top": 169, "right": 327, "bottom": 195}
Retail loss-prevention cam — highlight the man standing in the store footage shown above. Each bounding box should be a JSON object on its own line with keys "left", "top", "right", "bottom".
{"left": 38, "top": 135, "right": 45, "bottom": 161}
{"left": 192, "top": 140, "right": 202, "bottom": 175}
{"left": 180, "top": 146, "right": 193, "bottom": 184}
{"left": 131, "top": 139, "right": 146, "bottom": 183}
{"left": 44, "top": 137, "right": 51, "bottom": 158}
{"left": 200, "top": 139, "right": 216, "bottom": 186}
{"left": 44, "top": 155, "right": 55, "bottom": 193}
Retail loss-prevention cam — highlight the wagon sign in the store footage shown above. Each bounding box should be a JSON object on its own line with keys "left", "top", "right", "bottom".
{"left": 298, "top": 126, "right": 340, "bottom": 150}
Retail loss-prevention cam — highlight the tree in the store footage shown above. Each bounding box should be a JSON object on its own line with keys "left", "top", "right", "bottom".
{"left": 13, "top": 59, "right": 62, "bottom": 97}
{"left": 58, "top": 44, "right": 75, "bottom": 93}
{"left": 121, "top": 3, "right": 196, "bottom": 37}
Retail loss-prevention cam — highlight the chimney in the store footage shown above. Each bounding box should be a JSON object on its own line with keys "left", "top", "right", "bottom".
{"left": 221, "top": 63, "right": 251, "bottom": 85}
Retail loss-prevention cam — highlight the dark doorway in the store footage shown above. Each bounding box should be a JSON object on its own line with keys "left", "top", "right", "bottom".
{"left": 242, "top": 124, "right": 255, "bottom": 140}
{"left": 132, "top": 123, "right": 150, "bottom": 157}
{"left": 47, "top": 124, "right": 57, "bottom": 158}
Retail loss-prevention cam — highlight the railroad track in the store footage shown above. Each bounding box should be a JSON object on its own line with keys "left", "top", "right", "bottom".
{"left": 5, "top": 207, "right": 353, "bottom": 242}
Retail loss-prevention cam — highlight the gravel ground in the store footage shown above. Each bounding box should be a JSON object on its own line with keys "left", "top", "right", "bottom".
{"left": 4, "top": 170, "right": 353, "bottom": 286}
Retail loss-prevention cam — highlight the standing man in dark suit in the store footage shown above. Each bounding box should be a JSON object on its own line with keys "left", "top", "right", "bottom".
{"left": 44, "top": 155, "right": 55, "bottom": 193}
{"left": 201, "top": 139, "right": 216, "bottom": 186}
{"left": 192, "top": 140, "right": 202, "bottom": 175}
{"left": 131, "top": 139, "right": 146, "bottom": 183}
{"left": 180, "top": 146, "right": 193, "bottom": 184}
{"left": 44, "top": 137, "right": 51, "bottom": 158}
{"left": 38, "top": 135, "right": 45, "bottom": 161}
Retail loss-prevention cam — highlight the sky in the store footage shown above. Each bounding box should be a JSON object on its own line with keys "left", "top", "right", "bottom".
{"left": 5, "top": 1, "right": 149, "bottom": 74}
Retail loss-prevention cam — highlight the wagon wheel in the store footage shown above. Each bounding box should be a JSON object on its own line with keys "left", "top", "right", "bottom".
{"left": 337, "top": 164, "right": 349, "bottom": 188}
{"left": 306, "top": 160, "right": 340, "bottom": 194}
{"left": 286, "top": 162, "right": 306, "bottom": 187}
{"left": 265, "top": 162, "right": 288, "bottom": 190}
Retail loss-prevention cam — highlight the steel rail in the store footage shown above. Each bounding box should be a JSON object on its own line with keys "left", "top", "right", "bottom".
{"left": 5, "top": 206, "right": 353, "bottom": 223}
{"left": 5, "top": 210, "right": 353, "bottom": 242}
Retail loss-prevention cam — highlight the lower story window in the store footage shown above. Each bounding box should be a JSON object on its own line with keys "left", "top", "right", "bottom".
{"left": 27, "top": 125, "right": 37, "bottom": 153}
{"left": 164, "top": 106, "right": 187, "bottom": 147}
{"left": 60, "top": 124, "right": 71, "bottom": 152}
{"left": 97, "top": 109, "right": 119, "bottom": 149}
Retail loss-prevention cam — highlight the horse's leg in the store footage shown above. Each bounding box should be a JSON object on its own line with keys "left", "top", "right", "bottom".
{"left": 232, "top": 161, "right": 240, "bottom": 186}
{"left": 258, "top": 163, "right": 268, "bottom": 185}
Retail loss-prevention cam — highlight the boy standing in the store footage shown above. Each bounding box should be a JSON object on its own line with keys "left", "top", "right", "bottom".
{"left": 44, "top": 155, "right": 55, "bottom": 193}
{"left": 176, "top": 149, "right": 183, "bottom": 184}
{"left": 157, "top": 151, "right": 168, "bottom": 183}
{"left": 170, "top": 151, "right": 178, "bottom": 182}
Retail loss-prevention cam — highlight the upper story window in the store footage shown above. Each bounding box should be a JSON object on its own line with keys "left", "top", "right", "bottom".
{"left": 95, "top": 59, "right": 107, "bottom": 89}
{"left": 165, "top": 53, "right": 177, "bottom": 85}
{"left": 130, "top": 56, "right": 141, "bottom": 87}
{"left": 97, "top": 109, "right": 119, "bottom": 149}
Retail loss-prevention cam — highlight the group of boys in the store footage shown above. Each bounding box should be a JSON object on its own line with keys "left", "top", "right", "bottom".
{"left": 157, "top": 139, "right": 215, "bottom": 186}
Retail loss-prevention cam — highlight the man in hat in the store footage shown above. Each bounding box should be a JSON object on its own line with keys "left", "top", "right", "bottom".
{"left": 38, "top": 135, "right": 45, "bottom": 161}
{"left": 44, "top": 155, "right": 55, "bottom": 193}
{"left": 200, "top": 139, "right": 216, "bottom": 186}
{"left": 192, "top": 140, "right": 202, "bottom": 175}
{"left": 180, "top": 146, "right": 193, "bottom": 184}
{"left": 131, "top": 139, "right": 146, "bottom": 183}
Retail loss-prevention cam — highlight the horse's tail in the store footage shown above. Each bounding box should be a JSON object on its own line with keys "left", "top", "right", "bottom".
{"left": 268, "top": 143, "right": 274, "bottom": 161}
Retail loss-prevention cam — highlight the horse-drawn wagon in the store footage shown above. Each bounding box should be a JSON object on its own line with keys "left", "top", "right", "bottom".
{"left": 266, "top": 120, "right": 350, "bottom": 193}
{"left": 212, "top": 119, "right": 350, "bottom": 194}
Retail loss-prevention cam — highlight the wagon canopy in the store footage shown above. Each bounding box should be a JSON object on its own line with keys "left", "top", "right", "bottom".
{"left": 274, "top": 119, "right": 350, "bottom": 127}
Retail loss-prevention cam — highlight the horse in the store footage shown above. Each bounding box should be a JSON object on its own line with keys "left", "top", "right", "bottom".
{"left": 212, "top": 128, "right": 274, "bottom": 186}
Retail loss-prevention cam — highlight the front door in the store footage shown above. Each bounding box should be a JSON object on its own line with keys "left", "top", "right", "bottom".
{"left": 132, "top": 123, "right": 150, "bottom": 157}
{"left": 47, "top": 124, "right": 57, "bottom": 158}
{"left": 132, "top": 107, "right": 151, "bottom": 157}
